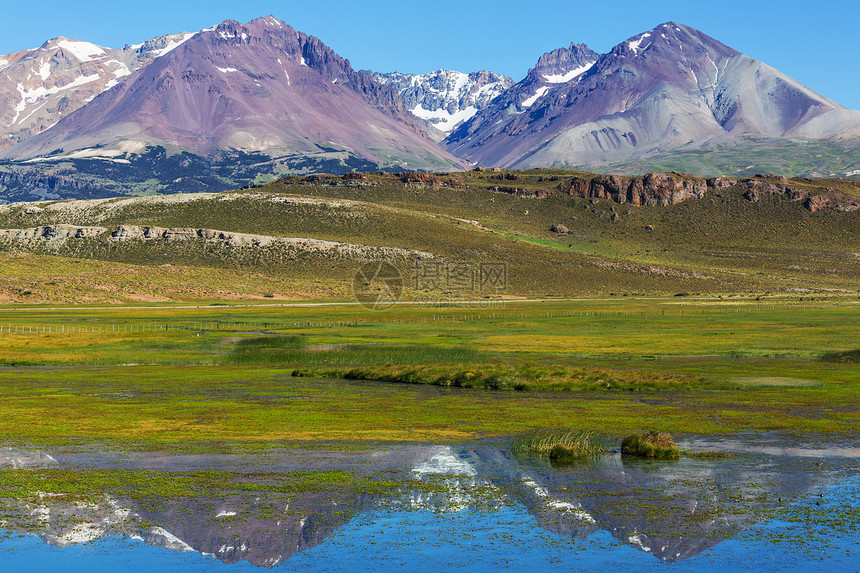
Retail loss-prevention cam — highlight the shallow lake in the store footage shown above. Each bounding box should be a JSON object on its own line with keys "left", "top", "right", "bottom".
{"left": 0, "top": 434, "right": 857, "bottom": 571}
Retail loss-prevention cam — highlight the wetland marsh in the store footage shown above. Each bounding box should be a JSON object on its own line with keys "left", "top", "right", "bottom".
{"left": 0, "top": 297, "right": 857, "bottom": 569}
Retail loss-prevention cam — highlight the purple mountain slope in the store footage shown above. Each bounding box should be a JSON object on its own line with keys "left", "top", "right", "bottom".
{"left": 443, "top": 22, "right": 860, "bottom": 169}
{"left": 1, "top": 17, "right": 463, "bottom": 171}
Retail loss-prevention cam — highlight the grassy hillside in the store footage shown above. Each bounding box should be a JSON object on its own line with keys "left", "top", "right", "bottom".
{"left": 0, "top": 169, "right": 856, "bottom": 303}
{"left": 602, "top": 139, "right": 860, "bottom": 179}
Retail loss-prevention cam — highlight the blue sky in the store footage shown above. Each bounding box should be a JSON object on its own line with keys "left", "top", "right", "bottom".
{"left": 2, "top": 0, "right": 858, "bottom": 108}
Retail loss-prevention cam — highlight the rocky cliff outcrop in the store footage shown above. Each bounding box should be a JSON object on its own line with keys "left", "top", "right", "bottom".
{"left": 0, "top": 224, "right": 106, "bottom": 240}
{"left": 739, "top": 177, "right": 860, "bottom": 212}
{"left": 557, "top": 172, "right": 860, "bottom": 211}
{"left": 111, "top": 225, "right": 279, "bottom": 247}
{"left": 558, "top": 173, "right": 707, "bottom": 206}
{"left": 108, "top": 225, "right": 434, "bottom": 259}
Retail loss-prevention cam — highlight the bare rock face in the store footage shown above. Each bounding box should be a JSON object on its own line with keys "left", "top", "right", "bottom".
{"left": 803, "top": 194, "right": 860, "bottom": 212}
{"left": 707, "top": 178, "right": 739, "bottom": 190}
{"left": 110, "top": 225, "right": 275, "bottom": 246}
{"left": 550, "top": 224, "right": 570, "bottom": 235}
{"left": 559, "top": 173, "right": 706, "bottom": 206}
{"left": 805, "top": 195, "right": 830, "bottom": 212}
{"left": 639, "top": 173, "right": 708, "bottom": 206}
{"left": 0, "top": 224, "right": 106, "bottom": 240}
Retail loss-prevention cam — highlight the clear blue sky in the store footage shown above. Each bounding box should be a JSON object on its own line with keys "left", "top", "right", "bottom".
{"left": 2, "top": 0, "right": 858, "bottom": 109}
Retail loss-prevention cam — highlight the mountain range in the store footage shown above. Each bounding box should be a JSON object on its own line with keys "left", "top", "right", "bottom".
{"left": 444, "top": 22, "right": 860, "bottom": 170}
{"left": 0, "top": 16, "right": 858, "bottom": 201}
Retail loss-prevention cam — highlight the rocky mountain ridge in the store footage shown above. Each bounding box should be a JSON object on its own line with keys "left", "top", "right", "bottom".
{"left": 0, "top": 18, "right": 859, "bottom": 199}
{"left": 0, "top": 32, "right": 196, "bottom": 150}
{"left": 444, "top": 22, "right": 860, "bottom": 172}
{"left": 372, "top": 69, "right": 513, "bottom": 137}
{"left": 0, "top": 17, "right": 462, "bottom": 173}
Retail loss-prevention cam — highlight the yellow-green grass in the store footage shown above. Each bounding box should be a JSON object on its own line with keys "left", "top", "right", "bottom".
{"left": 512, "top": 429, "right": 608, "bottom": 459}
{"left": 0, "top": 364, "right": 854, "bottom": 448}
{"left": 1, "top": 173, "right": 858, "bottom": 304}
{"left": 0, "top": 298, "right": 855, "bottom": 448}
{"left": 621, "top": 432, "right": 681, "bottom": 459}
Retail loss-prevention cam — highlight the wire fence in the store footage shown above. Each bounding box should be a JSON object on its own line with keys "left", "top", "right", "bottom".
{"left": 0, "top": 303, "right": 837, "bottom": 335}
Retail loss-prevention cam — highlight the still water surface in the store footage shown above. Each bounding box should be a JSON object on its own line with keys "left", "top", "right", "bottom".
{"left": 0, "top": 436, "right": 857, "bottom": 571}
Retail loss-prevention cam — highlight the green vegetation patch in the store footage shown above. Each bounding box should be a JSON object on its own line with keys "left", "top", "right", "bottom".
{"left": 513, "top": 429, "right": 608, "bottom": 460}
{"left": 621, "top": 432, "right": 681, "bottom": 459}
{"left": 819, "top": 349, "right": 860, "bottom": 363}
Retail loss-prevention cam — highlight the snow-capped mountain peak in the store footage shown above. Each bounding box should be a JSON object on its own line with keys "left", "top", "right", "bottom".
{"left": 0, "top": 30, "right": 203, "bottom": 150}
{"left": 372, "top": 69, "right": 513, "bottom": 137}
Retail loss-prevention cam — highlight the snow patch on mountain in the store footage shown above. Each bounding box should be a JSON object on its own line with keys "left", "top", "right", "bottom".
{"left": 55, "top": 39, "right": 106, "bottom": 62}
{"left": 147, "top": 32, "right": 195, "bottom": 59}
{"left": 628, "top": 32, "right": 652, "bottom": 54}
{"left": 521, "top": 86, "right": 549, "bottom": 108}
{"left": 411, "top": 104, "right": 478, "bottom": 134}
{"left": 542, "top": 61, "right": 595, "bottom": 84}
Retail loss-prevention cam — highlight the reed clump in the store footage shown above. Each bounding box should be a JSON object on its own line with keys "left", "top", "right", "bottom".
{"left": 513, "top": 429, "right": 607, "bottom": 460}
{"left": 621, "top": 431, "right": 680, "bottom": 459}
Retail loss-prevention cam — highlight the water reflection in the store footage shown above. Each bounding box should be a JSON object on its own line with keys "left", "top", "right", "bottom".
{"left": 0, "top": 438, "right": 856, "bottom": 568}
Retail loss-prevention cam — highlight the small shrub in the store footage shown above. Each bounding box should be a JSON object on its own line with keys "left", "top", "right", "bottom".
{"left": 621, "top": 431, "right": 680, "bottom": 459}
{"left": 483, "top": 375, "right": 512, "bottom": 390}
{"left": 453, "top": 371, "right": 478, "bottom": 388}
{"left": 395, "top": 371, "right": 421, "bottom": 385}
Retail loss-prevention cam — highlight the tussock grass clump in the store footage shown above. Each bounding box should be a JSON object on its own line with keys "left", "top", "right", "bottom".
{"left": 513, "top": 429, "right": 607, "bottom": 460}
{"left": 819, "top": 349, "right": 860, "bottom": 363}
{"left": 621, "top": 431, "right": 680, "bottom": 459}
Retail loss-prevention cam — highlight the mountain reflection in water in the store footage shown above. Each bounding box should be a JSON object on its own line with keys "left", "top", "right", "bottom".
{"left": 0, "top": 439, "right": 856, "bottom": 568}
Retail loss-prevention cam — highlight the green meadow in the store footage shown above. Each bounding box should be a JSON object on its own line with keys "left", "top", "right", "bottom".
{"left": 0, "top": 171, "right": 857, "bottom": 450}
{"left": 0, "top": 297, "right": 855, "bottom": 448}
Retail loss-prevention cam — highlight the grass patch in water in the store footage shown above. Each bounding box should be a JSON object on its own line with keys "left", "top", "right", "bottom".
{"left": 621, "top": 431, "right": 681, "bottom": 459}
{"left": 513, "top": 429, "right": 608, "bottom": 460}
{"left": 684, "top": 451, "right": 735, "bottom": 459}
